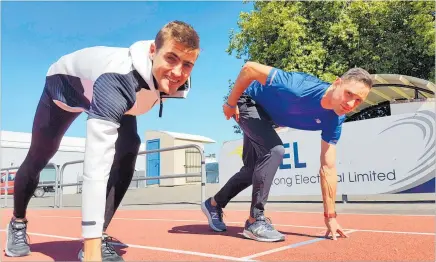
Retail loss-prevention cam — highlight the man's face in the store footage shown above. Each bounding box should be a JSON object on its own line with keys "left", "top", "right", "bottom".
{"left": 330, "top": 78, "right": 371, "bottom": 115}
{"left": 149, "top": 39, "right": 198, "bottom": 95}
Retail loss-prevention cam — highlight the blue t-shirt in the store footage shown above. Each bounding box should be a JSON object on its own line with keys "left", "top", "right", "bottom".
{"left": 244, "top": 67, "right": 346, "bottom": 145}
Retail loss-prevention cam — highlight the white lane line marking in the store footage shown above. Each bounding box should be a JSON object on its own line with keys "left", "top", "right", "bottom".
{"left": 0, "top": 229, "right": 252, "bottom": 261}
{"left": 33, "top": 215, "right": 436, "bottom": 236}
{"left": 240, "top": 230, "right": 357, "bottom": 260}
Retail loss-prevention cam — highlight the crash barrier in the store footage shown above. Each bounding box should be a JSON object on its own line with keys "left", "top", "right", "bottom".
{"left": 56, "top": 144, "right": 206, "bottom": 208}
{"left": 1, "top": 163, "right": 59, "bottom": 208}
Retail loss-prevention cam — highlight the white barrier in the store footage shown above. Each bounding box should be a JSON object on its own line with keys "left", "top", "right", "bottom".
{"left": 219, "top": 100, "right": 435, "bottom": 196}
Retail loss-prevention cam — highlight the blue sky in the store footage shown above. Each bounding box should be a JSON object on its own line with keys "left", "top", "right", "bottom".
{"left": 1, "top": 1, "right": 254, "bottom": 158}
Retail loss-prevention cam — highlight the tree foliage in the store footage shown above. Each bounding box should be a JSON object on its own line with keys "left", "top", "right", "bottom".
{"left": 225, "top": 1, "right": 435, "bottom": 133}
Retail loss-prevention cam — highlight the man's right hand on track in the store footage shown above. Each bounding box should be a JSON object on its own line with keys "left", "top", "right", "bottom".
{"left": 324, "top": 217, "right": 348, "bottom": 240}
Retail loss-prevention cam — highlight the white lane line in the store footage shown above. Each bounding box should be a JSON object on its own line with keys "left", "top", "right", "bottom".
{"left": 235, "top": 210, "right": 435, "bottom": 217}
{"left": 33, "top": 215, "right": 436, "bottom": 236}
{"left": 10, "top": 207, "right": 434, "bottom": 217}
{"left": 240, "top": 230, "right": 358, "bottom": 260}
{"left": 122, "top": 208, "right": 436, "bottom": 217}
{"left": 0, "top": 229, "right": 252, "bottom": 261}
{"left": 0, "top": 229, "right": 79, "bottom": 240}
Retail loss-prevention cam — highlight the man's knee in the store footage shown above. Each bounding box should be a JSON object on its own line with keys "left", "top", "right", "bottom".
{"left": 26, "top": 140, "right": 59, "bottom": 172}
{"left": 126, "top": 132, "right": 141, "bottom": 156}
{"left": 270, "top": 144, "right": 285, "bottom": 160}
{"left": 131, "top": 133, "right": 141, "bottom": 151}
{"left": 116, "top": 132, "right": 140, "bottom": 154}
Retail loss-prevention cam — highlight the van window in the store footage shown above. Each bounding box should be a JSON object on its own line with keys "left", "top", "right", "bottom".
{"left": 1, "top": 173, "right": 15, "bottom": 183}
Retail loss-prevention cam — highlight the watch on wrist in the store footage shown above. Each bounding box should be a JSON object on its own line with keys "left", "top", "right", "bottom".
{"left": 324, "top": 212, "right": 337, "bottom": 218}
{"left": 225, "top": 102, "right": 236, "bottom": 109}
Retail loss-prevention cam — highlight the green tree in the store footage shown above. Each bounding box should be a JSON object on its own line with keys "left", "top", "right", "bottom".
{"left": 224, "top": 0, "right": 435, "bottom": 133}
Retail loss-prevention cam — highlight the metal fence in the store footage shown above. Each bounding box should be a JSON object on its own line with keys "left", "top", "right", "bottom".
{"left": 1, "top": 162, "right": 59, "bottom": 208}
{"left": 1, "top": 144, "right": 206, "bottom": 209}
{"left": 185, "top": 148, "right": 202, "bottom": 183}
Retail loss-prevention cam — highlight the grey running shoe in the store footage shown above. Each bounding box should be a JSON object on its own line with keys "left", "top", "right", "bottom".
{"left": 4, "top": 218, "right": 31, "bottom": 257}
{"left": 78, "top": 233, "right": 124, "bottom": 261}
{"left": 201, "top": 197, "right": 227, "bottom": 232}
{"left": 243, "top": 216, "right": 285, "bottom": 242}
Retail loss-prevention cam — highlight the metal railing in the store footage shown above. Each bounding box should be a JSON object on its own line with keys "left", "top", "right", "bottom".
{"left": 57, "top": 159, "right": 83, "bottom": 208}
{"left": 0, "top": 144, "right": 206, "bottom": 209}
{"left": 1, "top": 163, "right": 59, "bottom": 208}
{"left": 56, "top": 144, "right": 206, "bottom": 208}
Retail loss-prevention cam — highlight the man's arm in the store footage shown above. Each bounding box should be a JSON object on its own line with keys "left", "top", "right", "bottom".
{"left": 319, "top": 139, "right": 337, "bottom": 216}
{"left": 227, "top": 61, "right": 273, "bottom": 106}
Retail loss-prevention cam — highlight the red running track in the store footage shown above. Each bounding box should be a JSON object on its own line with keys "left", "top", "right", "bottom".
{"left": 0, "top": 208, "right": 434, "bottom": 261}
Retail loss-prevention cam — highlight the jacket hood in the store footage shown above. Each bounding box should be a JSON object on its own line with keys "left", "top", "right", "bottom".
{"left": 129, "top": 40, "right": 158, "bottom": 94}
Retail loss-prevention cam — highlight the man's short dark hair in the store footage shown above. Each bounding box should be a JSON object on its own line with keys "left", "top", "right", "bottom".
{"left": 155, "top": 20, "right": 200, "bottom": 53}
{"left": 341, "top": 68, "right": 373, "bottom": 88}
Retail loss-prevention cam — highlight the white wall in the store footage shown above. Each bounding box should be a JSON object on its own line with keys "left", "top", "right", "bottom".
{"left": 172, "top": 139, "right": 205, "bottom": 185}
{"left": 0, "top": 145, "right": 84, "bottom": 194}
{"left": 1, "top": 131, "right": 146, "bottom": 194}
{"left": 390, "top": 98, "right": 435, "bottom": 115}
{"left": 144, "top": 130, "right": 215, "bottom": 186}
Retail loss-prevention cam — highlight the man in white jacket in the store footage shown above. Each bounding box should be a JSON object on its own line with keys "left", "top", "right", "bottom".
{"left": 4, "top": 20, "right": 200, "bottom": 261}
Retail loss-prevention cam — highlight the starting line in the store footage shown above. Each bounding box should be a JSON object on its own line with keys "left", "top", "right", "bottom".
{"left": 32, "top": 214, "right": 436, "bottom": 236}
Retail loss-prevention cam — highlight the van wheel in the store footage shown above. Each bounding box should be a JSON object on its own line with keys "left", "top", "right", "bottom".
{"left": 34, "top": 188, "right": 45, "bottom": 198}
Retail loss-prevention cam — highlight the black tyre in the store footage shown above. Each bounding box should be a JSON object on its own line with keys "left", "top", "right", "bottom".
{"left": 34, "top": 187, "right": 45, "bottom": 198}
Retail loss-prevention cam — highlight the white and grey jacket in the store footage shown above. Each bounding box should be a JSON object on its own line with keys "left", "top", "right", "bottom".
{"left": 45, "top": 40, "right": 190, "bottom": 122}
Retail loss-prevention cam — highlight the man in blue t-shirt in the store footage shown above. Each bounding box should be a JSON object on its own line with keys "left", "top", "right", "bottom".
{"left": 202, "top": 62, "right": 372, "bottom": 242}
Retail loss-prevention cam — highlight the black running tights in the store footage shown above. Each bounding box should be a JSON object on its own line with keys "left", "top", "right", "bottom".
{"left": 13, "top": 87, "right": 140, "bottom": 232}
